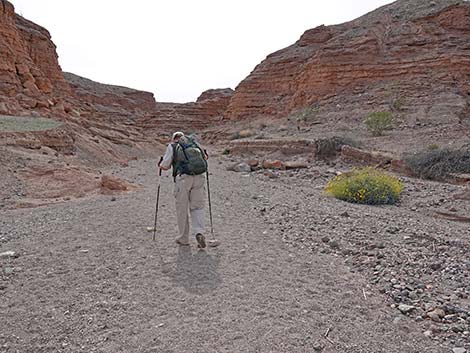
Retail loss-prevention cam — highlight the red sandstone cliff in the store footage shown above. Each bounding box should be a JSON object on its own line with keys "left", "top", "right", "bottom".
{"left": 225, "top": 0, "right": 470, "bottom": 123}
{"left": 0, "top": 0, "right": 71, "bottom": 114}
{"left": 142, "top": 88, "right": 234, "bottom": 135}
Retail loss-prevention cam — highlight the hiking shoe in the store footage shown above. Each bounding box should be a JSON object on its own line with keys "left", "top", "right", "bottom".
{"left": 195, "top": 233, "right": 206, "bottom": 249}
{"left": 175, "top": 237, "right": 190, "bottom": 246}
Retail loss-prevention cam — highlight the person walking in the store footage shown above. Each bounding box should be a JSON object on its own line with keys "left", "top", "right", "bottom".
{"left": 159, "top": 131, "right": 208, "bottom": 248}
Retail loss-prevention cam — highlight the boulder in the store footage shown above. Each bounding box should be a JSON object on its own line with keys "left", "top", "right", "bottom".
{"left": 101, "top": 175, "right": 131, "bottom": 192}
{"left": 341, "top": 145, "right": 393, "bottom": 166}
{"left": 230, "top": 162, "right": 252, "bottom": 173}
{"left": 262, "top": 159, "right": 283, "bottom": 169}
{"left": 283, "top": 161, "right": 309, "bottom": 170}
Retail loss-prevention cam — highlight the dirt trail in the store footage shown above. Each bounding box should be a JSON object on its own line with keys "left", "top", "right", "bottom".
{"left": 0, "top": 158, "right": 453, "bottom": 352}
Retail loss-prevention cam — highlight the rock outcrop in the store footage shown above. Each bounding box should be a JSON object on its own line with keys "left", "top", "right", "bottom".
{"left": 140, "top": 88, "right": 234, "bottom": 136}
{"left": 225, "top": 0, "right": 470, "bottom": 122}
{"left": 0, "top": 0, "right": 70, "bottom": 114}
{"left": 64, "top": 73, "right": 156, "bottom": 114}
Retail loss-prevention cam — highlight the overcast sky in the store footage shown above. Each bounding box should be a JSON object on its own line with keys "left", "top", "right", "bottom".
{"left": 11, "top": 0, "right": 394, "bottom": 103}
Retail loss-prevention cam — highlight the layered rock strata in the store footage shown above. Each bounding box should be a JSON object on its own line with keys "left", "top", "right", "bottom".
{"left": 225, "top": 0, "right": 470, "bottom": 121}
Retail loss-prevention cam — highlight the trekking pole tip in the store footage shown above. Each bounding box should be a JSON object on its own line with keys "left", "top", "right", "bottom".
{"left": 208, "top": 239, "right": 220, "bottom": 247}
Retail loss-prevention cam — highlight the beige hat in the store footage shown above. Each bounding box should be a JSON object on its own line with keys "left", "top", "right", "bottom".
{"left": 172, "top": 131, "right": 184, "bottom": 140}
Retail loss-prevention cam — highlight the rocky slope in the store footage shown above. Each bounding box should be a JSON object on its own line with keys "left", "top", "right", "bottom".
{"left": 224, "top": 0, "right": 470, "bottom": 137}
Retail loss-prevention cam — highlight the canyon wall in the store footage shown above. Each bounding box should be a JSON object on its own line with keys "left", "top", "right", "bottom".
{"left": 225, "top": 0, "right": 470, "bottom": 121}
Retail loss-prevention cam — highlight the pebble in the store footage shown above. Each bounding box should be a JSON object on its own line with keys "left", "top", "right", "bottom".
{"left": 4, "top": 267, "right": 14, "bottom": 275}
{"left": 423, "top": 330, "right": 433, "bottom": 337}
{"left": 0, "top": 251, "right": 16, "bottom": 258}
{"left": 393, "top": 316, "right": 402, "bottom": 324}
{"left": 398, "top": 304, "right": 415, "bottom": 314}
{"left": 452, "top": 348, "right": 466, "bottom": 353}
{"left": 312, "top": 342, "right": 324, "bottom": 351}
{"left": 427, "top": 310, "right": 442, "bottom": 322}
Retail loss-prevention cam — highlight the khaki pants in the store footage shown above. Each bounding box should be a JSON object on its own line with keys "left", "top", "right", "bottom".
{"left": 174, "top": 174, "right": 205, "bottom": 240}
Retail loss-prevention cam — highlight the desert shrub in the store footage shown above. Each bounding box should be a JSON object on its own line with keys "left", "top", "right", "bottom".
{"left": 325, "top": 167, "right": 403, "bottom": 205}
{"left": 222, "top": 148, "right": 230, "bottom": 155}
{"left": 404, "top": 146, "right": 470, "bottom": 180}
{"left": 364, "top": 111, "right": 394, "bottom": 136}
{"left": 230, "top": 132, "right": 240, "bottom": 140}
{"left": 316, "top": 136, "right": 361, "bottom": 159}
{"left": 427, "top": 143, "right": 440, "bottom": 151}
{"left": 390, "top": 97, "right": 405, "bottom": 112}
{"left": 291, "top": 106, "right": 319, "bottom": 123}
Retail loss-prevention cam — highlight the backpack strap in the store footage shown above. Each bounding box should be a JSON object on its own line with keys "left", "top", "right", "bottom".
{"left": 171, "top": 142, "right": 180, "bottom": 181}
{"left": 177, "top": 141, "right": 191, "bottom": 161}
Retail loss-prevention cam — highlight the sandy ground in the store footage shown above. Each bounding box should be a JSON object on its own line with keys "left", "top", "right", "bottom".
{"left": 0, "top": 157, "right": 466, "bottom": 353}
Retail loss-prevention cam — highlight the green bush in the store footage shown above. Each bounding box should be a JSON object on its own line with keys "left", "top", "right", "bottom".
{"left": 222, "top": 148, "right": 230, "bottom": 155}
{"left": 291, "top": 106, "right": 319, "bottom": 123}
{"left": 390, "top": 97, "right": 405, "bottom": 112}
{"left": 404, "top": 146, "right": 470, "bottom": 180}
{"left": 364, "top": 111, "right": 394, "bottom": 136}
{"left": 325, "top": 167, "right": 403, "bottom": 205}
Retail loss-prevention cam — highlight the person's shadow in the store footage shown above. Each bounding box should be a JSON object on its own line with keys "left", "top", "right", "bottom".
{"left": 167, "top": 246, "right": 222, "bottom": 294}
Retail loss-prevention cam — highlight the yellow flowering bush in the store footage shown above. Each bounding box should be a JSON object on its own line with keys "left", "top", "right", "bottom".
{"left": 325, "top": 167, "right": 403, "bottom": 205}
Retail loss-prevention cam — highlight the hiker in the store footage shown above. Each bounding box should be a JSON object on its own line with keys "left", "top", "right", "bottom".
{"left": 159, "top": 131, "right": 208, "bottom": 248}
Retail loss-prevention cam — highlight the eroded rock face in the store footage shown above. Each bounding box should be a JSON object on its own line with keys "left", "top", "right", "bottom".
{"left": 0, "top": 0, "right": 70, "bottom": 113}
{"left": 15, "top": 16, "right": 70, "bottom": 95}
{"left": 140, "top": 88, "right": 234, "bottom": 136}
{"left": 64, "top": 73, "right": 156, "bottom": 113}
{"left": 225, "top": 0, "right": 470, "bottom": 121}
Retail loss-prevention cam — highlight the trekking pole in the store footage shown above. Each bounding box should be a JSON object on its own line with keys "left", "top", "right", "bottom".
{"left": 206, "top": 168, "right": 214, "bottom": 239}
{"left": 203, "top": 149, "right": 215, "bottom": 239}
{"left": 153, "top": 156, "right": 164, "bottom": 241}
{"left": 203, "top": 150, "right": 220, "bottom": 247}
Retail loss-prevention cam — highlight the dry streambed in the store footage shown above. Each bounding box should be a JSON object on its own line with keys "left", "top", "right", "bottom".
{"left": 0, "top": 157, "right": 468, "bottom": 352}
